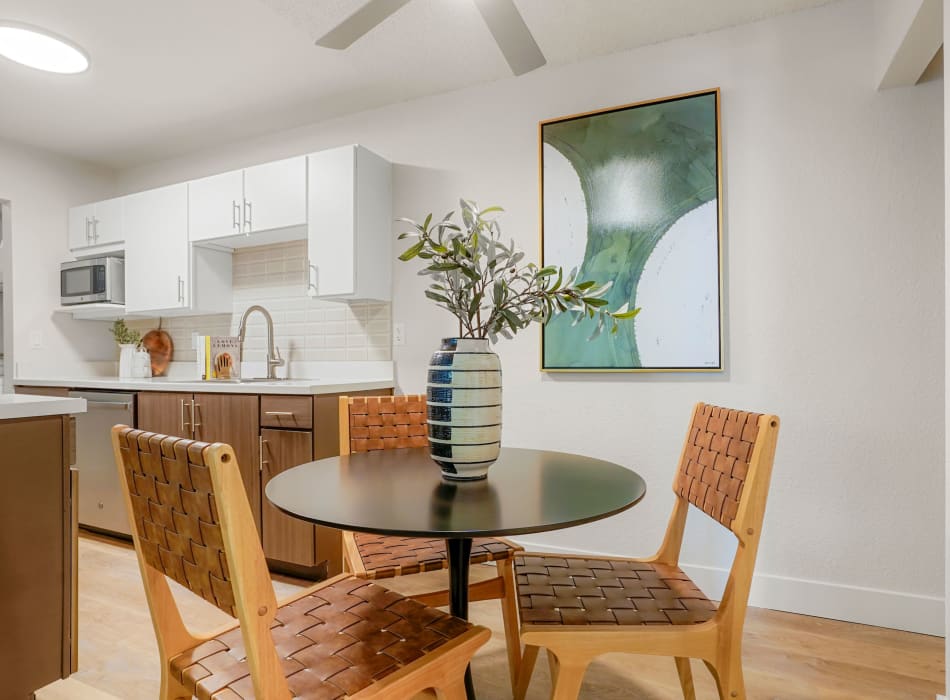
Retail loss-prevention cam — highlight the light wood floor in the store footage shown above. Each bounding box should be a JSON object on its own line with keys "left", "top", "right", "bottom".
{"left": 69, "top": 534, "right": 944, "bottom": 699}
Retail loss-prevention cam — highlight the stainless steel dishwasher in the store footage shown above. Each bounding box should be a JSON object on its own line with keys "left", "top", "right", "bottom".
{"left": 69, "top": 390, "right": 135, "bottom": 537}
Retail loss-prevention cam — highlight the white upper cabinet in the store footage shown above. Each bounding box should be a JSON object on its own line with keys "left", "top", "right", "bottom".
{"left": 307, "top": 145, "right": 391, "bottom": 301}
{"left": 126, "top": 183, "right": 232, "bottom": 316}
{"left": 68, "top": 196, "right": 125, "bottom": 254}
{"left": 188, "top": 156, "right": 306, "bottom": 246}
{"left": 125, "top": 184, "right": 191, "bottom": 313}
{"left": 244, "top": 156, "right": 307, "bottom": 233}
{"left": 188, "top": 169, "right": 244, "bottom": 242}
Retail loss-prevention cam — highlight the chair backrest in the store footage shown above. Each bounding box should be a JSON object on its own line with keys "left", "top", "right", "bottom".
{"left": 112, "top": 426, "right": 290, "bottom": 699}
{"left": 674, "top": 403, "right": 767, "bottom": 536}
{"left": 339, "top": 394, "right": 428, "bottom": 455}
{"left": 662, "top": 403, "right": 780, "bottom": 626}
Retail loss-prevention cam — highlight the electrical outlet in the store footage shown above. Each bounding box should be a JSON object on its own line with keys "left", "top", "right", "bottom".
{"left": 29, "top": 331, "right": 42, "bottom": 349}
{"left": 393, "top": 322, "right": 405, "bottom": 346}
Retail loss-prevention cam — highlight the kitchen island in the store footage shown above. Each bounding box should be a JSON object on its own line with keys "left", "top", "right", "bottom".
{"left": 0, "top": 394, "right": 85, "bottom": 699}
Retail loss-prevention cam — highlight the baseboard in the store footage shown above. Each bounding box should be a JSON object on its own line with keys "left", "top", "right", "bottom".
{"left": 511, "top": 539, "right": 945, "bottom": 637}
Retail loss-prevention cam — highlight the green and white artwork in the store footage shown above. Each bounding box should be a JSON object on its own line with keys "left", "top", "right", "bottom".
{"left": 541, "top": 90, "right": 722, "bottom": 371}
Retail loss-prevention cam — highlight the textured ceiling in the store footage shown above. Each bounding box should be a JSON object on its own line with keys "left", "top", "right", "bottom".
{"left": 0, "top": 0, "right": 834, "bottom": 169}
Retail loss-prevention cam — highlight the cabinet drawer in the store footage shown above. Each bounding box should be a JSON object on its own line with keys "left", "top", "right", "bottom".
{"left": 261, "top": 395, "right": 313, "bottom": 429}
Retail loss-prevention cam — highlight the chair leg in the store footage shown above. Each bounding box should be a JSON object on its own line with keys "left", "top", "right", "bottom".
{"left": 498, "top": 558, "right": 521, "bottom": 694}
{"left": 160, "top": 667, "right": 189, "bottom": 700}
{"left": 548, "top": 651, "right": 589, "bottom": 700}
{"left": 515, "top": 644, "right": 540, "bottom": 700}
{"left": 674, "top": 657, "right": 696, "bottom": 700}
{"left": 705, "top": 655, "right": 746, "bottom": 700}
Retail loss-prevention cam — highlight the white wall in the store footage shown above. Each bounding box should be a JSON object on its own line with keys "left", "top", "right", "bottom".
{"left": 118, "top": 0, "right": 944, "bottom": 634}
{"left": 0, "top": 137, "right": 117, "bottom": 387}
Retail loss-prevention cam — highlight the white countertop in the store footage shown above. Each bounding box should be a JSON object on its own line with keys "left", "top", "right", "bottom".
{"left": 0, "top": 394, "right": 87, "bottom": 420}
{"left": 14, "top": 376, "right": 394, "bottom": 395}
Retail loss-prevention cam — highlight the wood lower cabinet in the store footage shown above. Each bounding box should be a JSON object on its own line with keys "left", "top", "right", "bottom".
{"left": 193, "top": 394, "right": 261, "bottom": 534}
{"left": 0, "top": 414, "right": 75, "bottom": 697}
{"left": 138, "top": 392, "right": 262, "bottom": 534}
{"left": 135, "top": 388, "right": 390, "bottom": 578}
{"left": 137, "top": 391, "right": 192, "bottom": 437}
{"left": 261, "top": 429, "right": 315, "bottom": 566}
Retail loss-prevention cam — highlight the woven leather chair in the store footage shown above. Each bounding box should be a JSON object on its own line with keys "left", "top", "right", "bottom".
{"left": 513, "top": 403, "right": 780, "bottom": 700}
{"left": 111, "top": 425, "right": 489, "bottom": 700}
{"left": 338, "top": 395, "right": 523, "bottom": 693}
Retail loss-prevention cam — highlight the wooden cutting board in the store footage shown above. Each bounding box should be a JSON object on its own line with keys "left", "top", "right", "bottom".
{"left": 141, "top": 327, "right": 173, "bottom": 377}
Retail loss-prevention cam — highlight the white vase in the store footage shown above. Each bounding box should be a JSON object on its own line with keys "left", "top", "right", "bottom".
{"left": 118, "top": 344, "right": 137, "bottom": 378}
{"left": 426, "top": 337, "right": 502, "bottom": 480}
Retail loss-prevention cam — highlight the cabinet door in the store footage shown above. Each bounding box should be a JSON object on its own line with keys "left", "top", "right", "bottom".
{"left": 68, "top": 204, "right": 95, "bottom": 250}
{"left": 193, "top": 394, "right": 261, "bottom": 535}
{"left": 245, "top": 156, "right": 307, "bottom": 234}
{"left": 188, "top": 169, "right": 244, "bottom": 242}
{"left": 261, "top": 428, "right": 315, "bottom": 566}
{"left": 136, "top": 392, "right": 193, "bottom": 438}
{"left": 91, "top": 196, "right": 124, "bottom": 246}
{"left": 124, "top": 183, "right": 190, "bottom": 313}
{"left": 308, "top": 147, "right": 355, "bottom": 297}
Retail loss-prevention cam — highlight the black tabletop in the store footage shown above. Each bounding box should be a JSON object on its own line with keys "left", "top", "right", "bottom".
{"left": 265, "top": 447, "right": 647, "bottom": 538}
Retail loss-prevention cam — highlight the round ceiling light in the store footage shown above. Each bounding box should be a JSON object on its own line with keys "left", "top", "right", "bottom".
{"left": 0, "top": 21, "right": 88, "bottom": 74}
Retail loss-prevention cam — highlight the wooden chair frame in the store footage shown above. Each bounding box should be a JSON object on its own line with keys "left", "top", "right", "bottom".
{"left": 111, "top": 425, "right": 489, "bottom": 700}
{"left": 513, "top": 404, "right": 781, "bottom": 700}
{"left": 338, "top": 395, "right": 523, "bottom": 694}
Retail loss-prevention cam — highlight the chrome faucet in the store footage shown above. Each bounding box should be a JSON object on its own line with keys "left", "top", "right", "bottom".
{"left": 237, "top": 305, "right": 285, "bottom": 379}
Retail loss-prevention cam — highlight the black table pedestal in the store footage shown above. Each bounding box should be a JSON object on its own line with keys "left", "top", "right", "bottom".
{"left": 447, "top": 537, "right": 475, "bottom": 699}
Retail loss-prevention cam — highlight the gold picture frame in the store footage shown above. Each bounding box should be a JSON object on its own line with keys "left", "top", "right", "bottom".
{"left": 540, "top": 88, "right": 724, "bottom": 373}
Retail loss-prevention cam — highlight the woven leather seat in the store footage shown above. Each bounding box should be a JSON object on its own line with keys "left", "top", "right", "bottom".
{"left": 353, "top": 534, "right": 518, "bottom": 579}
{"left": 170, "top": 577, "right": 472, "bottom": 700}
{"left": 515, "top": 555, "right": 716, "bottom": 627}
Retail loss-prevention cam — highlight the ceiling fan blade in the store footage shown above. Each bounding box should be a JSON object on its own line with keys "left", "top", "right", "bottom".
{"left": 315, "top": 0, "right": 411, "bottom": 50}
{"left": 473, "top": 0, "right": 546, "bottom": 75}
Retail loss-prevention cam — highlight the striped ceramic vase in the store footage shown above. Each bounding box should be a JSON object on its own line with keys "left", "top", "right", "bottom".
{"left": 426, "top": 337, "right": 502, "bottom": 480}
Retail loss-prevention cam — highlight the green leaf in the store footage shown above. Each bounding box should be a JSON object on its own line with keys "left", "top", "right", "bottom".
{"left": 398, "top": 240, "right": 426, "bottom": 261}
{"left": 423, "top": 212, "right": 433, "bottom": 231}
{"left": 479, "top": 206, "right": 503, "bottom": 216}
{"left": 429, "top": 262, "right": 462, "bottom": 271}
{"left": 575, "top": 280, "right": 597, "bottom": 291}
{"left": 582, "top": 297, "right": 609, "bottom": 307}
{"left": 612, "top": 308, "right": 641, "bottom": 319}
{"left": 425, "top": 290, "right": 452, "bottom": 304}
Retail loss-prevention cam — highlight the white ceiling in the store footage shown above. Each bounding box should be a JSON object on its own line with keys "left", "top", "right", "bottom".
{"left": 0, "top": 0, "right": 833, "bottom": 169}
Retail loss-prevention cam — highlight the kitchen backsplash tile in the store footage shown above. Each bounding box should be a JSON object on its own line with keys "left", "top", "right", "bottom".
{"left": 127, "top": 241, "right": 391, "bottom": 366}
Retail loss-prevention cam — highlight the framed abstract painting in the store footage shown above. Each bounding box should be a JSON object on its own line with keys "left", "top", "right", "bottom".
{"left": 540, "top": 88, "right": 723, "bottom": 372}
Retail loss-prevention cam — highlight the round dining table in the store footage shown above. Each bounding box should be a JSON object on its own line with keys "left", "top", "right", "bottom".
{"left": 265, "top": 446, "right": 647, "bottom": 699}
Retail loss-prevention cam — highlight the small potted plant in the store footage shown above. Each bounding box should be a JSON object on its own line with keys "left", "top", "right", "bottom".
{"left": 398, "top": 199, "right": 639, "bottom": 480}
{"left": 110, "top": 319, "right": 141, "bottom": 378}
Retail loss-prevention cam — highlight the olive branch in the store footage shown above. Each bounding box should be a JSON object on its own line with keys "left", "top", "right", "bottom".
{"left": 398, "top": 199, "right": 639, "bottom": 343}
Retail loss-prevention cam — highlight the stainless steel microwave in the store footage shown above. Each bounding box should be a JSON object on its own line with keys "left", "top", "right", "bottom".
{"left": 60, "top": 256, "right": 125, "bottom": 305}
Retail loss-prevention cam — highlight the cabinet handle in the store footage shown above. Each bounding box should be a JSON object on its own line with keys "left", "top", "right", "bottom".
{"left": 264, "top": 411, "right": 295, "bottom": 416}
{"left": 85, "top": 217, "right": 91, "bottom": 244}
{"left": 177, "top": 276, "right": 184, "bottom": 304}
{"left": 244, "top": 199, "right": 252, "bottom": 234}
{"left": 180, "top": 399, "right": 191, "bottom": 434}
{"left": 259, "top": 435, "right": 267, "bottom": 473}
{"left": 307, "top": 261, "right": 318, "bottom": 295}
{"left": 191, "top": 399, "right": 201, "bottom": 431}
{"left": 232, "top": 200, "right": 240, "bottom": 231}
{"left": 92, "top": 217, "right": 99, "bottom": 242}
